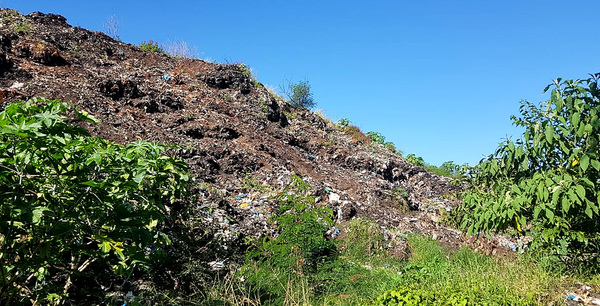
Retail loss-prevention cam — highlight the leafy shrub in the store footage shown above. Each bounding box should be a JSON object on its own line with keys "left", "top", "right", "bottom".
{"left": 366, "top": 131, "right": 386, "bottom": 144}
{"left": 282, "top": 80, "right": 316, "bottom": 109}
{"left": 246, "top": 175, "right": 337, "bottom": 274}
{"left": 384, "top": 141, "right": 396, "bottom": 153}
{"left": 405, "top": 153, "right": 425, "bottom": 167}
{"left": 337, "top": 118, "right": 350, "bottom": 128}
{"left": 426, "top": 161, "right": 464, "bottom": 178}
{"left": 139, "top": 40, "right": 164, "bottom": 53}
{"left": 0, "top": 98, "right": 190, "bottom": 304}
{"left": 13, "top": 20, "right": 31, "bottom": 33}
{"left": 455, "top": 75, "right": 600, "bottom": 266}
{"left": 375, "top": 285, "right": 535, "bottom": 306}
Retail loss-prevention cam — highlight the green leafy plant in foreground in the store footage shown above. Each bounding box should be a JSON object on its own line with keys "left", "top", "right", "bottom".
{"left": 241, "top": 175, "right": 337, "bottom": 303}
{"left": 455, "top": 74, "right": 600, "bottom": 267}
{"left": 0, "top": 98, "right": 190, "bottom": 304}
{"left": 246, "top": 175, "right": 336, "bottom": 274}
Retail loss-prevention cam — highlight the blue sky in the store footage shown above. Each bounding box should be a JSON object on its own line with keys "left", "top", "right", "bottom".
{"left": 3, "top": 1, "right": 599, "bottom": 166}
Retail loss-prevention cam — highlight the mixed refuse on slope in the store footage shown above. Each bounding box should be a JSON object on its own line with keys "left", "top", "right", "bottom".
{"left": 1, "top": 9, "right": 525, "bottom": 265}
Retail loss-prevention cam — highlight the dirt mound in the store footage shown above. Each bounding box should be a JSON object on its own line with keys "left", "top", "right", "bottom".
{"left": 0, "top": 9, "right": 516, "bottom": 256}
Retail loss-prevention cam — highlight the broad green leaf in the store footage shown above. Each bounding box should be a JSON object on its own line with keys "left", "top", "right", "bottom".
{"left": 580, "top": 154, "right": 590, "bottom": 172}
{"left": 575, "top": 185, "right": 586, "bottom": 201}
{"left": 561, "top": 197, "right": 570, "bottom": 214}
{"left": 591, "top": 159, "right": 600, "bottom": 171}
{"left": 80, "top": 180, "right": 105, "bottom": 188}
{"left": 32, "top": 207, "right": 50, "bottom": 224}
{"left": 76, "top": 109, "right": 101, "bottom": 124}
{"left": 133, "top": 171, "right": 145, "bottom": 184}
{"left": 534, "top": 205, "right": 542, "bottom": 218}
{"left": 585, "top": 205, "right": 593, "bottom": 218}
{"left": 114, "top": 248, "right": 126, "bottom": 261}
{"left": 101, "top": 241, "right": 111, "bottom": 253}
{"left": 545, "top": 209, "right": 555, "bottom": 222}
{"left": 545, "top": 127, "right": 554, "bottom": 142}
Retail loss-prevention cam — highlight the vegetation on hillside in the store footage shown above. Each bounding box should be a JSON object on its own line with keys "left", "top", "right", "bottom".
{"left": 455, "top": 74, "right": 600, "bottom": 270}
{"left": 282, "top": 79, "right": 316, "bottom": 109}
{"left": 0, "top": 98, "right": 190, "bottom": 304}
{"left": 1, "top": 83, "right": 599, "bottom": 304}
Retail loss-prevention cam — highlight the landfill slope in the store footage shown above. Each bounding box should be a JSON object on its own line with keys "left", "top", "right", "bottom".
{"left": 0, "top": 9, "right": 518, "bottom": 258}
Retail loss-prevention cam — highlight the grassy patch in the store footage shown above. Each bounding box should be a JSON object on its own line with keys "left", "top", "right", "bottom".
{"left": 135, "top": 214, "right": 598, "bottom": 305}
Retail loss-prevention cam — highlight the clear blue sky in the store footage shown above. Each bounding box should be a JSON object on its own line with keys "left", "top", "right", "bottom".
{"left": 3, "top": 1, "right": 599, "bottom": 166}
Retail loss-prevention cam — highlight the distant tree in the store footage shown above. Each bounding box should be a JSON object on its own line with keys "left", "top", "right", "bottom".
{"left": 103, "top": 14, "right": 120, "bottom": 41}
{"left": 440, "top": 161, "right": 459, "bottom": 176}
{"left": 281, "top": 79, "right": 315, "bottom": 109}
{"left": 166, "top": 38, "right": 197, "bottom": 59}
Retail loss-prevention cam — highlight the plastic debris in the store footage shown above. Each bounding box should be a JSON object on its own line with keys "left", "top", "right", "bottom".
{"left": 567, "top": 294, "right": 582, "bottom": 301}
{"left": 328, "top": 193, "right": 340, "bottom": 204}
{"left": 208, "top": 260, "right": 225, "bottom": 271}
{"left": 163, "top": 74, "right": 170, "bottom": 81}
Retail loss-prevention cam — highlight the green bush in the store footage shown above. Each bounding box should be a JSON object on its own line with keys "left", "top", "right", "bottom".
{"left": 0, "top": 98, "right": 190, "bottom": 304}
{"left": 455, "top": 74, "right": 600, "bottom": 266}
{"left": 375, "top": 285, "right": 535, "bottom": 306}
{"left": 366, "top": 131, "right": 386, "bottom": 144}
{"left": 246, "top": 175, "right": 336, "bottom": 274}
{"left": 337, "top": 118, "right": 350, "bottom": 128}
{"left": 283, "top": 80, "right": 315, "bottom": 109}
{"left": 405, "top": 154, "right": 425, "bottom": 167}
{"left": 384, "top": 141, "right": 397, "bottom": 153}
{"left": 139, "top": 40, "right": 164, "bottom": 53}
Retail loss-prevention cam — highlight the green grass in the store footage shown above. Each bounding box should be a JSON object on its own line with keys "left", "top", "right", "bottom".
{"left": 140, "top": 218, "right": 599, "bottom": 305}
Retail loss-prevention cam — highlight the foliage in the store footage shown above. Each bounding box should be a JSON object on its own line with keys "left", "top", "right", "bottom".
{"left": 366, "top": 131, "right": 386, "bottom": 144}
{"left": 0, "top": 98, "right": 190, "bottom": 304}
{"left": 384, "top": 141, "right": 397, "bottom": 153}
{"left": 405, "top": 153, "right": 425, "bottom": 167}
{"left": 342, "top": 219, "right": 386, "bottom": 257}
{"left": 455, "top": 75, "right": 600, "bottom": 266}
{"left": 12, "top": 20, "right": 31, "bottom": 33}
{"left": 374, "top": 236, "right": 543, "bottom": 306}
{"left": 196, "top": 225, "right": 580, "bottom": 305}
{"left": 282, "top": 80, "right": 316, "bottom": 109}
{"left": 426, "top": 161, "right": 465, "bottom": 178}
{"left": 375, "top": 284, "right": 535, "bottom": 306}
{"left": 139, "top": 40, "right": 164, "bottom": 53}
{"left": 240, "top": 175, "right": 337, "bottom": 304}
{"left": 337, "top": 118, "right": 350, "bottom": 128}
{"left": 245, "top": 175, "right": 337, "bottom": 274}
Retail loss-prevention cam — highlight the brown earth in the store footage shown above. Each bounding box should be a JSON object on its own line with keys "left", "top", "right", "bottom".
{"left": 0, "top": 9, "right": 522, "bottom": 262}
